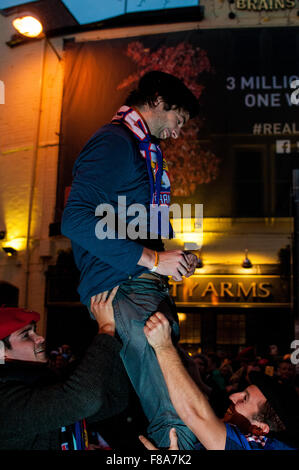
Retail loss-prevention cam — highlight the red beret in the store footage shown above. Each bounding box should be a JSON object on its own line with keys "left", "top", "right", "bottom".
{"left": 0, "top": 307, "right": 40, "bottom": 340}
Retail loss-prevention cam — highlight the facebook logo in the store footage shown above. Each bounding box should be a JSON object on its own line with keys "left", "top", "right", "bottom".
{"left": 276, "top": 140, "right": 291, "bottom": 154}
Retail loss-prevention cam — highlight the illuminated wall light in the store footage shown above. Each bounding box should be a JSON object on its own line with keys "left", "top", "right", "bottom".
{"left": 12, "top": 15, "right": 43, "bottom": 38}
{"left": 9, "top": 14, "right": 62, "bottom": 61}
{"left": 175, "top": 232, "right": 203, "bottom": 246}
{"left": 242, "top": 249, "right": 253, "bottom": 268}
{"left": 3, "top": 238, "right": 27, "bottom": 252}
{"left": 178, "top": 312, "right": 187, "bottom": 322}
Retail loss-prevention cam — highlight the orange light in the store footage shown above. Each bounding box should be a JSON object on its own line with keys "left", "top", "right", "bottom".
{"left": 178, "top": 312, "right": 187, "bottom": 322}
{"left": 12, "top": 15, "right": 43, "bottom": 38}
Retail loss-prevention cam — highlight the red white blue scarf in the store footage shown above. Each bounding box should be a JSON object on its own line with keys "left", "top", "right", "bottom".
{"left": 112, "top": 106, "right": 171, "bottom": 207}
{"left": 112, "top": 106, "right": 173, "bottom": 237}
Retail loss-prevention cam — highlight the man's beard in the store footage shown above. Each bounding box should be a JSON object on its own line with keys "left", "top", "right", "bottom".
{"left": 222, "top": 404, "right": 266, "bottom": 436}
{"left": 222, "top": 404, "right": 251, "bottom": 433}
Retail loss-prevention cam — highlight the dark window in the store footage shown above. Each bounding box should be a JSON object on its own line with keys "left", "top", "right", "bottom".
{"left": 233, "top": 149, "right": 264, "bottom": 216}
{"left": 217, "top": 313, "right": 246, "bottom": 346}
{"left": 275, "top": 152, "right": 299, "bottom": 216}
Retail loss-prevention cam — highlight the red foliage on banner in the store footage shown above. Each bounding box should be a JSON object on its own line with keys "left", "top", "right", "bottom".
{"left": 118, "top": 41, "right": 220, "bottom": 196}
{"left": 161, "top": 118, "right": 221, "bottom": 197}
{"left": 118, "top": 41, "right": 211, "bottom": 99}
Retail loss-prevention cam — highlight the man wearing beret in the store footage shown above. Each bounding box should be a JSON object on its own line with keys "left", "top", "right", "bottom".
{"left": 140, "top": 312, "right": 299, "bottom": 451}
{"left": 0, "top": 287, "right": 129, "bottom": 450}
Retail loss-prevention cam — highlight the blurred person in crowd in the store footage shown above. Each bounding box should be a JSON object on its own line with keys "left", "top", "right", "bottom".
{"left": 177, "top": 349, "right": 212, "bottom": 398}
{"left": 276, "top": 359, "right": 296, "bottom": 386}
{"left": 140, "top": 312, "right": 299, "bottom": 450}
{"left": 267, "top": 344, "right": 282, "bottom": 367}
{"left": 48, "top": 344, "right": 76, "bottom": 376}
{"left": 0, "top": 287, "right": 130, "bottom": 450}
{"left": 219, "top": 362, "right": 233, "bottom": 390}
{"left": 229, "top": 346, "right": 261, "bottom": 393}
{"left": 193, "top": 353, "right": 208, "bottom": 377}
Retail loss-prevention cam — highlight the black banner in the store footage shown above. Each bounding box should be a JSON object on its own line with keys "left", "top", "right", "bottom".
{"left": 56, "top": 27, "right": 299, "bottom": 220}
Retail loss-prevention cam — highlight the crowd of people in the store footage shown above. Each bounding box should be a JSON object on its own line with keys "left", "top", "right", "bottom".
{"left": 186, "top": 345, "right": 299, "bottom": 419}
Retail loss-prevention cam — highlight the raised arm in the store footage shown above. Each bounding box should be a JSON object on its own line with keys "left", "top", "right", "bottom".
{"left": 144, "top": 312, "right": 227, "bottom": 450}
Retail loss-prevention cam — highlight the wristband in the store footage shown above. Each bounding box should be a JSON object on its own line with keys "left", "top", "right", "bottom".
{"left": 149, "top": 251, "right": 159, "bottom": 273}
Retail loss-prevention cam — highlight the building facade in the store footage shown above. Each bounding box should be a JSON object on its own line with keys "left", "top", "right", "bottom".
{"left": 0, "top": 1, "right": 298, "bottom": 355}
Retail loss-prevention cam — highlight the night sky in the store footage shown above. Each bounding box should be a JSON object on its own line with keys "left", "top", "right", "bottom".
{"left": 0, "top": 0, "right": 198, "bottom": 24}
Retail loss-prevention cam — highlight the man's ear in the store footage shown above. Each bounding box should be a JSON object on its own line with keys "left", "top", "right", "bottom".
{"left": 250, "top": 420, "right": 270, "bottom": 435}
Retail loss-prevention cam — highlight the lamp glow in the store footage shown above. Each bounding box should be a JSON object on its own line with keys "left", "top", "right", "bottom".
{"left": 242, "top": 249, "right": 253, "bottom": 269}
{"left": 178, "top": 313, "right": 187, "bottom": 322}
{"left": 12, "top": 16, "right": 43, "bottom": 38}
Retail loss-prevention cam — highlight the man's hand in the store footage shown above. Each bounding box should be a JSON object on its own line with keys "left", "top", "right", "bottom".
{"left": 138, "top": 248, "right": 196, "bottom": 281}
{"left": 144, "top": 312, "right": 173, "bottom": 351}
{"left": 183, "top": 251, "right": 198, "bottom": 278}
{"left": 156, "top": 250, "right": 195, "bottom": 281}
{"left": 139, "top": 428, "right": 178, "bottom": 450}
{"left": 90, "top": 286, "right": 119, "bottom": 336}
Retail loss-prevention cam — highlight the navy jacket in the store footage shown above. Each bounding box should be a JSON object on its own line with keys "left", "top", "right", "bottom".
{"left": 61, "top": 123, "right": 163, "bottom": 305}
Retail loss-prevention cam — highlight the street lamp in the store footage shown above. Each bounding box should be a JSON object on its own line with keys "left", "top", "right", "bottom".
{"left": 10, "top": 13, "right": 61, "bottom": 61}
{"left": 12, "top": 15, "right": 43, "bottom": 38}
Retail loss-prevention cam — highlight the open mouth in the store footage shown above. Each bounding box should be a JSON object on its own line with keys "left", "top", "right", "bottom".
{"left": 34, "top": 348, "right": 45, "bottom": 354}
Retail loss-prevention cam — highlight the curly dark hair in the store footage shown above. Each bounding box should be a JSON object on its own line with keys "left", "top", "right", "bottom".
{"left": 125, "top": 71, "right": 200, "bottom": 118}
{"left": 253, "top": 400, "right": 286, "bottom": 433}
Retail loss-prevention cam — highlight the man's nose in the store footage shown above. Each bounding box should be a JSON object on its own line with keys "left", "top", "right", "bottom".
{"left": 33, "top": 333, "right": 45, "bottom": 345}
{"left": 229, "top": 392, "right": 242, "bottom": 404}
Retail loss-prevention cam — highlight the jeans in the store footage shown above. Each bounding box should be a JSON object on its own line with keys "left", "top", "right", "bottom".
{"left": 111, "top": 276, "right": 197, "bottom": 450}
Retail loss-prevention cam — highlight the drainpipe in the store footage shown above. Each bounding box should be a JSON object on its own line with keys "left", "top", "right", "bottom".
{"left": 24, "top": 38, "right": 47, "bottom": 308}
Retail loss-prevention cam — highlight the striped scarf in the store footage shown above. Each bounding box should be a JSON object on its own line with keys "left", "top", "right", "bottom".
{"left": 112, "top": 105, "right": 172, "bottom": 237}
{"left": 112, "top": 105, "right": 171, "bottom": 206}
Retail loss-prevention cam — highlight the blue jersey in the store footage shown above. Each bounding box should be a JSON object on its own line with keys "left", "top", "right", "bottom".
{"left": 194, "top": 424, "right": 297, "bottom": 450}
{"left": 225, "top": 424, "right": 296, "bottom": 450}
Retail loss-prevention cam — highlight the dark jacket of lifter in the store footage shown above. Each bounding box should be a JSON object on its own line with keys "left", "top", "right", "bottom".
{"left": 0, "top": 334, "right": 129, "bottom": 450}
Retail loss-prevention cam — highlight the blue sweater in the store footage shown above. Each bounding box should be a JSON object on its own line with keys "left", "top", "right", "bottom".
{"left": 61, "top": 123, "right": 163, "bottom": 306}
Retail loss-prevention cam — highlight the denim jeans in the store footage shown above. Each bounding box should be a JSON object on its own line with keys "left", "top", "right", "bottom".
{"left": 111, "top": 276, "right": 197, "bottom": 450}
